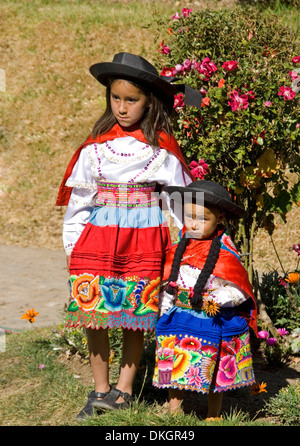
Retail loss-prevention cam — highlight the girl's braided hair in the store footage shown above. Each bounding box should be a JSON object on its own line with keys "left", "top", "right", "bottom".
{"left": 166, "top": 232, "right": 221, "bottom": 307}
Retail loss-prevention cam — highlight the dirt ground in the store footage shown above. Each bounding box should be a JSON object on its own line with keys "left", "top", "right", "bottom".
{"left": 0, "top": 244, "right": 68, "bottom": 332}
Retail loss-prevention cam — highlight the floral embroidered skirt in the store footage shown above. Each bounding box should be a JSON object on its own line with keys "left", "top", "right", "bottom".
{"left": 153, "top": 306, "right": 255, "bottom": 393}
{"left": 66, "top": 182, "right": 171, "bottom": 331}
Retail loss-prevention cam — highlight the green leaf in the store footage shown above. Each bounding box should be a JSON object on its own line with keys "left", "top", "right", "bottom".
{"left": 67, "top": 301, "right": 78, "bottom": 312}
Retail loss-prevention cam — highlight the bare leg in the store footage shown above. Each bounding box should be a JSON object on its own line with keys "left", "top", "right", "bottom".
{"left": 168, "top": 388, "right": 185, "bottom": 414}
{"left": 115, "top": 328, "right": 144, "bottom": 401}
{"left": 86, "top": 327, "right": 111, "bottom": 395}
{"left": 207, "top": 390, "right": 223, "bottom": 418}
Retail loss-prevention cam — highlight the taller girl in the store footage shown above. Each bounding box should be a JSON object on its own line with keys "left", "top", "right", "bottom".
{"left": 56, "top": 53, "right": 201, "bottom": 419}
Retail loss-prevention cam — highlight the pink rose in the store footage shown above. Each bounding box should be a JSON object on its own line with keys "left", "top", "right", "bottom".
{"left": 161, "top": 67, "right": 175, "bottom": 77}
{"left": 292, "top": 56, "right": 300, "bottom": 64}
{"left": 222, "top": 60, "right": 238, "bottom": 71}
{"left": 196, "top": 57, "right": 218, "bottom": 81}
{"left": 159, "top": 42, "right": 170, "bottom": 54}
{"left": 174, "top": 64, "right": 184, "bottom": 74}
{"left": 289, "top": 70, "right": 299, "bottom": 81}
{"left": 189, "top": 159, "right": 210, "bottom": 179}
{"left": 173, "top": 93, "right": 184, "bottom": 109}
{"left": 278, "top": 86, "right": 296, "bottom": 101}
{"left": 246, "top": 90, "right": 256, "bottom": 100}
{"left": 264, "top": 101, "right": 272, "bottom": 107}
{"left": 292, "top": 243, "right": 300, "bottom": 254}
{"left": 171, "top": 12, "right": 181, "bottom": 20}
{"left": 182, "top": 8, "right": 192, "bottom": 17}
{"left": 228, "top": 89, "right": 249, "bottom": 111}
{"left": 182, "top": 58, "right": 192, "bottom": 72}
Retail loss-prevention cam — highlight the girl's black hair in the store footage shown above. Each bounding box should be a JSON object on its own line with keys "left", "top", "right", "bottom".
{"left": 91, "top": 78, "right": 173, "bottom": 147}
{"left": 166, "top": 233, "right": 221, "bottom": 307}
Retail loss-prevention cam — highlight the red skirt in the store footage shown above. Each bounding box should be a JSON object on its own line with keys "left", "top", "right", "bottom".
{"left": 65, "top": 181, "right": 171, "bottom": 331}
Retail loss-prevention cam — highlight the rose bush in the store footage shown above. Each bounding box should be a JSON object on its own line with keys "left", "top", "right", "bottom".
{"left": 155, "top": 6, "right": 300, "bottom": 282}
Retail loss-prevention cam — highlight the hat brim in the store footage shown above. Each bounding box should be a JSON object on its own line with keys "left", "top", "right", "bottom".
{"left": 163, "top": 185, "right": 247, "bottom": 219}
{"left": 89, "top": 62, "right": 177, "bottom": 99}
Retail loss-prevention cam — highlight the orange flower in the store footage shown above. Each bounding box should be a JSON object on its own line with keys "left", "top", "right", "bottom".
{"left": 161, "top": 335, "right": 176, "bottom": 350}
{"left": 72, "top": 274, "right": 100, "bottom": 310}
{"left": 141, "top": 277, "right": 161, "bottom": 311}
{"left": 172, "top": 346, "right": 191, "bottom": 379}
{"left": 21, "top": 308, "right": 39, "bottom": 323}
{"left": 203, "top": 298, "right": 220, "bottom": 316}
{"left": 201, "top": 96, "right": 210, "bottom": 107}
{"left": 218, "top": 78, "right": 225, "bottom": 88}
{"left": 250, "top": 381, "right": 267, "bottom": 395}
{"left": 285, "top": 272, "right": 300, "bottom": 285}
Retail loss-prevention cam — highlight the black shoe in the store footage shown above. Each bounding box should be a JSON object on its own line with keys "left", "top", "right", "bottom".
{"left": 76, "top": 389, "right": 111, "bottom": 421}
{"left": 92, "top": 387, "right": 133, "bottom": 411}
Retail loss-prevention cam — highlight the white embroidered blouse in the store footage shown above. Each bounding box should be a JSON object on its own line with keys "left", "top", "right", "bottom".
{"left": 63, "top": 136, "right": 191, "bottom": 254}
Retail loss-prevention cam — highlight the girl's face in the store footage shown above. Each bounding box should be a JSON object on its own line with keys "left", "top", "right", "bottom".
{"left": 110, "top": 79, "right": 150, "bottom": 127}
{"left": 184, "top": 202, "right": 224, "bottom": 239}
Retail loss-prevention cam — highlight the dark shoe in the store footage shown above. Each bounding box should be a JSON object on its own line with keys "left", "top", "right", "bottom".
{"left": 76, "top": 389, "right": 111, "bottom": 421}
{"left": 92, "top": 387, "right": 133, "bottom": 410}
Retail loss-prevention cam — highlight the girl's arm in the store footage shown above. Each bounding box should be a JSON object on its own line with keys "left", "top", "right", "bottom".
{"left": 62, "top": 147, "right": 97, "bottom": 255}
{"left": 63, "top": 187, "right": 95, "bottom": 255}
{"left": 208, "top": 278, "right": 249, "bottom": 307}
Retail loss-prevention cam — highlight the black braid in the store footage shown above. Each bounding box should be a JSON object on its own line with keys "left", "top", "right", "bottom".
{"left": 190, "top": 236, "right": 221, "bottom": 306}
{"left": 166, "top": 233, "right": 190, "bottom": 295}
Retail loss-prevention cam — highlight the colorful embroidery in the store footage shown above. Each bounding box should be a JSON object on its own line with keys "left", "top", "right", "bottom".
{"left": 66, "top": 273, "right": 160, "bottom": 331}
{"left": 99, "top": 278, "right": 130, "bottom": 312}
{"left": 153, "top": 331, "right": 255, "bottom": 394}
{"left": 137, "top": 276, "right": 160, "bottom": 314}
{"left": 93, "top": 181, "right": 158, "bottom": 208}
{"left": 71, "top": 274, "right": 100, "bottom": 311}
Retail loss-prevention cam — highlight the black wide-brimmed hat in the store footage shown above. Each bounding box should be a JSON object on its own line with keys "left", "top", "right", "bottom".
{"left": 164, "top": 180, "right": 247, "bottom": 219}
{"left": 89, "top": 52, "right": 202, "bottom": 110}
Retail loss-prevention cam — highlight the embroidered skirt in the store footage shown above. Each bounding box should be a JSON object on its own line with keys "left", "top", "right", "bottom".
{"left": 153, "top": 306, "right": 255, "bottom": 393}
{"left": 66, "top": 181, "right": 171, "bottom": 331}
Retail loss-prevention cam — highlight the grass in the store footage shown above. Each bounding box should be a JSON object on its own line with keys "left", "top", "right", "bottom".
{"left": 0, "top": 327, "right": 274, "bottom": 427}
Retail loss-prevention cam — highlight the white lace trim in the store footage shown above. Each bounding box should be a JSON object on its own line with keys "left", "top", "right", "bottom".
{"left": 65, "top": 178, "right": 97, "bottom": 190}
{"left": 132, "top": 149, "right": 168, "bottom": 183}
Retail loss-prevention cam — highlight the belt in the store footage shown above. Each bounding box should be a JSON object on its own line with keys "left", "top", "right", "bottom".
{"left": 93, "top": 181, "right": 158, "bottom": 208}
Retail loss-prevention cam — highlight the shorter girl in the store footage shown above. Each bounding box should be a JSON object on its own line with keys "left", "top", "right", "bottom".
{"left": 153, "top": 180, "right": 257, "bottom": 419}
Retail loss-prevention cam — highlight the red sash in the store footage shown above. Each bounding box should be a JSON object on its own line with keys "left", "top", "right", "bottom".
{"left": 56, "top": 124, "right": 192, "bottom": 206}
